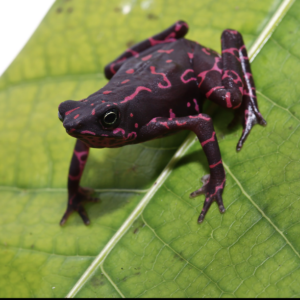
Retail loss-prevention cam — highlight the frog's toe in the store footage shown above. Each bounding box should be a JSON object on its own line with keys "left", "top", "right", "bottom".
{"left": 257, "top": 113, "right": 267, "bottom": 126}
{"left": 59, "top": 205, "right": 91, "bottom": 226}
{"left": 198, "top": 191, "right": 225, "bottom": 223}
{"left": 78, "top": 206, "right": 90, "bottom": 225}
{"left": 198, "top": 197, "right": 213, "bottom": 223}
{"left": 189, "top": 174, "right": 210, "bottom": 198}
{"left": 190, "top": 174, "right": 226, "bottom": 223}
{"left": 216, "top": 193, "right": 226, "bottom": 213}
{"left": 237, "top": 108, "right": 267, "bottom": 151}
{"left": 60, "top": 187, "right": 99, "bottom": 225}
{"left": 60, "top": 207, "right": 73, "bottom": 226}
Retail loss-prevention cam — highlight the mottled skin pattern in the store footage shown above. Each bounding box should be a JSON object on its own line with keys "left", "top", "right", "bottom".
{"left": 58, "top": 21, "right": 266, "bottom": 225}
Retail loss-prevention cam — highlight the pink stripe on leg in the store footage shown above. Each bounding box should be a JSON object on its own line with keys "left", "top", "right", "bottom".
{"left": 201, "top": 132, "right": 216, "bottom": 147}
{"left": 209, "top": 160, "right": 222, "bottom": 168}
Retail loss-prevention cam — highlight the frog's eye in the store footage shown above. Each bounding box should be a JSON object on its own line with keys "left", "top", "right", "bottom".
{"left": 101, "top": 108, "right": 119, "bottom": 128}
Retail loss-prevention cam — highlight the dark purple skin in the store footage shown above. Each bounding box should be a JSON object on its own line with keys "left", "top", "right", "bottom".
{"left": 58, "top": 21, "right": 266, "bottom": 226}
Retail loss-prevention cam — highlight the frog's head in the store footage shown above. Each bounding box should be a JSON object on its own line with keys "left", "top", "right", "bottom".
{"left": 58, "top": 98, "right": 136, "bottom": 148}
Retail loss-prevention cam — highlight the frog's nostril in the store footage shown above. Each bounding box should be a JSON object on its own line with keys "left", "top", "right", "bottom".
{"left": 58, "top": 111, "right": 64, "bottom": 122}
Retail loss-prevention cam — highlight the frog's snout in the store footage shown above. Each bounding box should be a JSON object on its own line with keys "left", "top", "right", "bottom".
{"left": 58, "top": 111, "right": 64, "bottom": 122}
{"left": 58, "top": 100, "right": 85, "bottom": 133}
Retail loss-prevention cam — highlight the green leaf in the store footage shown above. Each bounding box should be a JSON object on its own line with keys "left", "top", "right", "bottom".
{"left": 0, "top": 0, "right": 298, "bottom": 297}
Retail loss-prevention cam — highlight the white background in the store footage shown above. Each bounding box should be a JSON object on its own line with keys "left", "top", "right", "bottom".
{"left": 0, "top": 0, "right": 55, "bottom": 76}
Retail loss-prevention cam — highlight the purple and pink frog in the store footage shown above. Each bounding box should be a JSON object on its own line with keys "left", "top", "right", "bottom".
{"left": 58, "top": 21, "right": 266, "bottom": 225}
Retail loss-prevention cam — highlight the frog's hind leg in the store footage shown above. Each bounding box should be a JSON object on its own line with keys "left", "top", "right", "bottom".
{"left": 140, "top": 114, "right": 226, "bottom": 223}
{"left": 104, "top": 20, "right": 188, "bottom": 79}
{"left": 194, "top": 30, "right": 266, "bottom": 151}
{"left": 60, "top": 139, "right": 98, "bottom": 226}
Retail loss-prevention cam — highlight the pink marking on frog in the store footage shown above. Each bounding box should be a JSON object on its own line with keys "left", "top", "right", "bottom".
{"left": 158, "top": 49, "right": 174, "bottom": 54}
{"left": 149, "top": 33, "right": 176, "bottom": 46}
{"left": 121, "top": 86, "right": 152, "bottom": 103}
{"left": 187, "top": 102, "right": 191, "bottom": 107}
{"left": 135, "top": 123, "right": 138, "bottom": 128}
{"left": 110, "top": 63, "right": 116, "bottom": 75}
{"left": 107, "top": 105, "right": 110, "bottom": 107}
{"left": 175, "top": 21, "right": 188, "bottom": 31}
{"left": 202, "top": 48, "right": 211, "bottom": 56}
{"left": 233, "top": 102, "right": 242, "bottom": 109}
{"left": 189, "top": 114, "right": 210, "bottom": 121}
{"left": 180, "top": 69, "right": 197, "bottom": 83}
{"left": 205, "top": 86, "right": 224, "bottom": 98}
{"left": 188, "top": 52, "right": 194, "bottom": 59}
{"left": 142, "top": 54, "right": 152, "bottom": 61}
{"left": 222, "top": 70, "right": 243, "bottom": 94}
{"left": 65, "top": 107, "right": 80, "bottom": 116}
{"left": 150, "top": 66, "right": 171, "bottom": 88}
{"left": 126, "top": 49, "right": 139, "bottom": 56}
{"left": 110, "top": 57, "right": 126, "bottom": 75}
{"left": 81, "top": 130, "right": 96, "bottom": 135}
{"left": 222, "top": 48, "right": 240, "bottom": 61}
{"left": 74, "top": 114, "right": 80, "bottom": 119}
{"left": 130, "top": 113, "right": 133, "bottom": 117}
{"left": 244, "top": 109, "right": 249, "bottom": 121}
{"left": 92, "top": 109, "right": 95, "bottom": 115}
{"left": 103, "top": 91, "right": 112, "bottom": 94}
{"left": 127, "top": 132, "right": 137, "bottom": 139}
{"left": 225, "top": 92, "right": 232, "bottom": 108}
{"left": 210, "top": 179, "right": 226, "bottom": 197}
{"left": 209, "top": 160, "right": 222, "bottom": 169}
{"left": 227, "top": 30, "right": 238, "bottom": 34}
{"left": 193, "top": 99, "right": 199, "bottom": 113}
{"left": 201, "top": 132, "right": 216, "bottom": 147}
{"left": 113, "top": 128, "right": 125, "bottom": 135}
{"left": 91, "top": 103, "right": 94, "bottom": 106}
{"left": 243, "top": 91, "right": 256, "bottom": 98}
{"left": 169, "top": 109, "right": 176, "bottom": 118}
{"left": 68, "top": 149, "right": 89, "bottom": 181}
{"left": 146, "top": 117, "right": 157, "bottom": 126}
{"left": 160, "top": 122, "right": 169, "bottom": 129}
{"left": 122, "top": 79, "right": 130, "bottom": 84}
{"left": 198, "top": 57, "right": 222, "bottom": 87}
{"left": 176, "top": 120, "right": 187, "bottom": 126}
{"left": 166, "top": 59, "right": 172, "bottom": 63}
{"left": 126, "top": 69, "right": 134, "bottom": 74}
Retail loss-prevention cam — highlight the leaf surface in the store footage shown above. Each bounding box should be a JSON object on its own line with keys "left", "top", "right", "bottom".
{"left": 0, "top": 0, "right": 298, "bottom": 297}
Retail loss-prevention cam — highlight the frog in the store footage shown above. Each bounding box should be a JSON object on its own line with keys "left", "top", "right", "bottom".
{"left": 58, "top": 21, "right": 266, "bottom": 226}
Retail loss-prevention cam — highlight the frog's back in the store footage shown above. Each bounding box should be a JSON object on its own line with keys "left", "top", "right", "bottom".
{"left": 107, "top": 39, "right": 205, "bottom": 120}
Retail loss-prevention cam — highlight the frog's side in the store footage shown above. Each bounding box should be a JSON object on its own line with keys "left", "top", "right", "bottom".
{"left": 58, "top": 21, "right": 266, "bottom": 225}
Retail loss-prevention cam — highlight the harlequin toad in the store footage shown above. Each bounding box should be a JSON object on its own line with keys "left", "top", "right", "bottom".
{"left": 58, "top": 21, "right": 266, "bottom": 225}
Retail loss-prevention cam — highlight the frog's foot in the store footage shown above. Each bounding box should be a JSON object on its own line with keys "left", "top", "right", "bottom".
{"left": 236, "top": 103, "right": 267, "bottom": 151}
{"left": 190, "top": 175, "right": 226, "bottom": 223}
{"left": 60, "top": 187, "right": 99, "bottom": 226}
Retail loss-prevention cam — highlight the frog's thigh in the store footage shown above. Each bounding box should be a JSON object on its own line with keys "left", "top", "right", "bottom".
{"left": 194, "top": 31, "right": 249, "bottom": 110}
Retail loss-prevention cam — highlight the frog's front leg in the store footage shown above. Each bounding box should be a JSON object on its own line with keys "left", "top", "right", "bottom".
{"left": 60, "top": 139, "right": 97, "bottom": 226}
{"left": 195, "top": 30, "right": 266, "bottom": 151}
{"left": 141, "top": 114, "right": 226, "bottom": 223}
{"left": 104, "top": 20, "right": 188, "bottom": 79}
